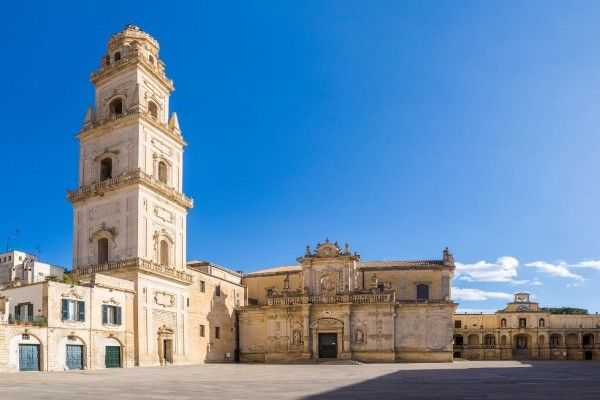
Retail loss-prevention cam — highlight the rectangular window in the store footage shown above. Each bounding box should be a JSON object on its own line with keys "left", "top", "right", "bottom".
{"left": 215, "top": 285, "right": 221, "bottom": 297}
{"left": 187, "top": 298, "right": 190, "bottom": 307}
{"left": 200, "top": 281, "right": 206, "bottom": 292}
{"left": 200, "top": 325, "right": 205, "bottom": 337}
{"left": 102, "top": 305, "right": 122, "bottom": 325}
{"left": 215, "top": 326, "right": 220, "bottom": 339}
{"left": 454, "top": 320, "right": 461, "bottom": 328}
{"left": 416, "top": 284, "right": 429, "bottom": 300}
{"left": 14, "top": 302, "right": 34, "bottom": 323}
{"left": 519, "top": 318, "right": 526, "bottom": 328}
{"left": 61, "top": 299, "right": 85, "bottom": 322}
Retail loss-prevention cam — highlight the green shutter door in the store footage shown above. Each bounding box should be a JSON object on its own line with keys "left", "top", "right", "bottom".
{"left": 105, "top": 346, "right": 121, "bottom": 368}
{"left": 66, "top": 345, "right": 83, "bottom": 370}
{"left": 19, "top": 344, "right": 40, "bottom": 371}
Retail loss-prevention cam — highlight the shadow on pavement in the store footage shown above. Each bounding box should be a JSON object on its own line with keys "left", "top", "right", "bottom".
{"left": 300, "top": 361, "right": 600, "bottom": 400}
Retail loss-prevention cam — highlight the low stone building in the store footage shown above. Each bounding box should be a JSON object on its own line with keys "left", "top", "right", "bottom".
{"left": 0, "top": 274, "right": 135, "bottom": 372}
{"left": 238, "top": 240, "right": 457, "bottom": 363}
{"left": 453, "top": 293, "right": 600, "bottom": 361}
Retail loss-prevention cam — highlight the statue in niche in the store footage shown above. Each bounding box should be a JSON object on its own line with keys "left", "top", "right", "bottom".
{"left": 320, "top": 274, "right": 336, "bottom": 292}
{"left": 371, "top": 274, "right": 379, "bottom": 287}
{"left": 354, "top": 329, "right": 365, "bottom": 345}
{"left": 292, "top": 330, "right": 302, "bottom": 346}
{"left": 283, "top": 274, "right": 290, "bottom": 291}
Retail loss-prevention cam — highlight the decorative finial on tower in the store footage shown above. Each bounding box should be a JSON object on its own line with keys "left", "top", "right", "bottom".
{"left": 305, "top": 245, "right": 311, "bottom": 257}
{"left": 443, "top": 247, "right": 455, "bottom": 266}
{"left": 344, "top": 243, "right": 350, "bottom": 254}
{"left": 169, "top": 112, "right": 180, "bottom": 131}
{"left": 83, "top": 106, "right": 95, "bottom": 128}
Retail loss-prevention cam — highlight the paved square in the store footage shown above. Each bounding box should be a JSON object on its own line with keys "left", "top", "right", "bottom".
{"left": 1, "top": 361, "right": 599, "bottom": 399}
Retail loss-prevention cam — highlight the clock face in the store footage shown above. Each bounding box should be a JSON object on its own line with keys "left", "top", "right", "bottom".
{"left": 517, "top": 304, "right": 529, "bottom": 312}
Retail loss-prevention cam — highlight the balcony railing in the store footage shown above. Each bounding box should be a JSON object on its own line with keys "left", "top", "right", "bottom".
{"left": 266, "top": 291, "right": 396, "bottom": 306}
{"left": 7, "top": 315, "right": 47, "bottom": 327}
{"left": 74, "top": 257, "right": 193, "bottom": 285}
{"left": 67, "top": 168, "right": 193, "bottom": 208}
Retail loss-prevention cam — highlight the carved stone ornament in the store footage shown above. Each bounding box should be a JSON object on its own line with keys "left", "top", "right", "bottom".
{"left": 102, "top": 297, "right": 120, "bottom": 305}
{"left": 353, "top": 328, "right": 366, "bottom": 345}
{"left": 154, "top": 291, "right": 175, "bottom": 308}
{"left": 61, "top": 288, "right": 84, "bottom": 299}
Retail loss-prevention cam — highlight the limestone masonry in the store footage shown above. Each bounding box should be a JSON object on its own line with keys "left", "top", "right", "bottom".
{"left": 0, "top": 25, "right": 597, "bottom": 371}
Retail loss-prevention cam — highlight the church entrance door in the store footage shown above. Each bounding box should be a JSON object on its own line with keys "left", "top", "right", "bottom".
{"left": 318, "top": 333, "right": 337, "bottom": 358}
{"left": 163, "top": 339, "right": 173, "bottom": 364}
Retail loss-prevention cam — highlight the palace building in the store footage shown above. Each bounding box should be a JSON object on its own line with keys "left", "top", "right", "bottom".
{"left": 453, "top": 293, "right": 600, "bottom": 361}
{"left": 0, "top": 25, "right": 597, "bottom": 372}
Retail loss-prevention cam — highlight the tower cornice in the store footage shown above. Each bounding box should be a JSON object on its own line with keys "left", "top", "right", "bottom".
{"left": 91, "top": 48, "right": 174, "bottom": 93}
{"left": 67, "top": 168, "right": 193, "bottom": 209}
{"left": 78, "top": 111, "right": 185, "bottom": 146}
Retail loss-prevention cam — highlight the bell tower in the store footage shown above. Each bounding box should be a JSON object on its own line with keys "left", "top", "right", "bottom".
{"left": 68, "top": 24, "right": 193, "bottom": 274}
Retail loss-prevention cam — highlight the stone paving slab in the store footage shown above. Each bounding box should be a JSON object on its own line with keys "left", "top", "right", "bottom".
{"left": 0, "top": 361, "right": 599, "bottom": 399}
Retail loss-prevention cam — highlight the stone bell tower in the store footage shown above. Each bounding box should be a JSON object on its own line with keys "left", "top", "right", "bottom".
{"left": 68, "top": 24, "right": 192, "bottom": 272}
{"left": 68, "top": 25, "right": 194, "bottom": 366}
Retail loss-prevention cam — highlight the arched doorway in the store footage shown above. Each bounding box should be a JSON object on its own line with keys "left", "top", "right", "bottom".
{"left": 10, "top": 333, "right": 42, "bottom": 371}
{"left": 513, "top": 334, "right": 531, "bottom": 359}
{"left": 310, "top": 318, "right": 344, "bottom": 360}
{"left": 59, "top": 335, "right": 86, "bottom": 370}
{"left": 102, "top": 337, "right": 122, "bottom": 368}
{"left": 158, "top": 325, "right": 174, "bottom": 365}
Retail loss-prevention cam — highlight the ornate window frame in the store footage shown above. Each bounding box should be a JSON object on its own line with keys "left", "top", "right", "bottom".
{"left": 89, "top": 225, "right": 117, "bottom": 265}
{"left": 153, "top": 229, "right": 174, "bottom": 267}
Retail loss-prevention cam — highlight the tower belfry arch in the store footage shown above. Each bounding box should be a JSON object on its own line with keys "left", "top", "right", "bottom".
{"left": 68, "top": 24, "right": 194, "bottom": 366}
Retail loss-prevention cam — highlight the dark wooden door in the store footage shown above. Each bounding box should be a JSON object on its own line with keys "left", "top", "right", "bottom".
{"left": 19, "top": 344, "right": 40, "bottom": 371}
{"left": 66, "top": 345, "right": 83, "bottom": 370}
{"left": 318, "top": 333, "right": 337, "bottom": 358}
{"left": 105, "top": 346, "right": 121, "bottom": 368}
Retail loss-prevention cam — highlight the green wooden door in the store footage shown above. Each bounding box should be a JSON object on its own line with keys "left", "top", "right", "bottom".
{"left": 105, "top": 346, "right": 121, "bottom": 368}
{"left": 19, "top": 344, "right": 40, "bottom": 371}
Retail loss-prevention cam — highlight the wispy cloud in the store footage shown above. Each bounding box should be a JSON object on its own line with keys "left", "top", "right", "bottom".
{"left": 524, "top": 261, "right": 584, "bottom": 281}
{"left": 455, "top": 256, "right": 519, "bottom": 283}
{"left": 452, "top": 287, "right": 513, "bottom": 301}
{"left": 571, "top": 260, "right": 600, "bottom": 270}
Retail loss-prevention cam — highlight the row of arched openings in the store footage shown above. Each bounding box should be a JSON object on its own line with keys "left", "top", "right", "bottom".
{"left": 96, "top": 237, "right": 170, "bottom": 267}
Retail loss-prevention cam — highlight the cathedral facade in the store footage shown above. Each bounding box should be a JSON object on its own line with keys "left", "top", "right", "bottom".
{"left": 238, "top": 241, "right": 456, "bottom": 362}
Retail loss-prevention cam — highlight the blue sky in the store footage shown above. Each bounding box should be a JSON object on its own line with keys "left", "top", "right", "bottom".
{"left": 0, "top": 1, "right": 599, "bottom": 312}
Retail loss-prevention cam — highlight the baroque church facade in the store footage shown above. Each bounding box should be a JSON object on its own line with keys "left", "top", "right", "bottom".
{"left": 0, "top": 25, "right": 597, "bottom": 371}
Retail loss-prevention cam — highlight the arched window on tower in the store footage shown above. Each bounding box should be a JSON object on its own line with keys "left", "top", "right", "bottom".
{"left": 98, "top": 238, "right": 109, "bottom": 265}
{"left": 109, "top": 98, "right": 123, "bottom": 117}
{"left": 148, "top": 101, "right": 158, "bottom": 118}
{"left": 148, "top": 54, "right": 154, "bottom": 64}
{"left": 114, "top": 51, "right": 121, "bottom": 62}
{"left": 159, "top": 240, "right": 169, "bottom": 266}
{"left": 158, "top": 161, "right": 168, "bottom": 184}
{"left": 100, "top": 157, "right": 112, "bottom": 181}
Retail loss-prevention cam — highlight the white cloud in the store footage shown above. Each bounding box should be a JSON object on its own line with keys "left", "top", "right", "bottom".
{"left": 455, "top": 256, "right": 519, "bottom": 283}
{"left": 571, "top": 260, "right": 600, "bottom": 270}
{"left": 452, "top": 287, "right": 513, "bottom": 302}
{"left": 524, "top": 261, "right": 584, "bottom": 281}
{"left": 510, "top": 279, "right": 543, "bottom": 286}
